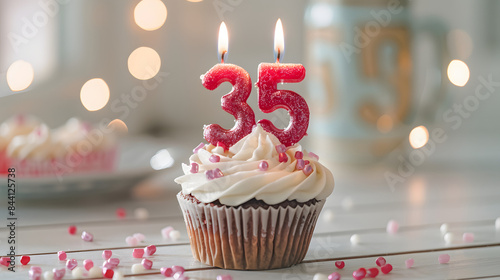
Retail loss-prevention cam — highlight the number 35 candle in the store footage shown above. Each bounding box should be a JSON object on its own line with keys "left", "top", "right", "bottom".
{"left": 201, "top": 19, "right": 309, "bottom": 148}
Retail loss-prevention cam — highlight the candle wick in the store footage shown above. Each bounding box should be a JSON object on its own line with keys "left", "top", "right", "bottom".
{"left": 221, "top": 51, "right": 227, "bottom": 64}
{"left": 276, "top": 49, "right": 281, "bottom": 63}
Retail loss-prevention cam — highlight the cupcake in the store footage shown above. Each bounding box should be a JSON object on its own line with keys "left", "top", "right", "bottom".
{"left": 0, "top": 117, "right": 116, "bottom": 177}
{"left": 175, "top": 124, "right": 334, "bottom": 270}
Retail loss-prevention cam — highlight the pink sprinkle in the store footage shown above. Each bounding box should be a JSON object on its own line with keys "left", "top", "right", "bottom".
{"left": 367, "top": 267, "right": 379, "bottom": 277}
{"left": 216, "top": 275, "right": 233, "bottom": 280}
{"left": 405, "top": 258, "right": 414, "bottom": 268}
{"left": 463, "top": 232, "right": 474, "bottom": 243}
{"left": 142, "top": 258, "right": 153, "bottom": 270}
{"left": 193, "top": 142, "right": 205, "bottom": 154}
{"left": 0, "top": 257, "right": 10, "bottom": 267}
{"left": 353, "top": 269, "right": 366, "bottom": 280}
{"left": 375, "top": 256, "right": 386, "bottom": 267}
{"left": 52, "top": 268, "right": 65, "bottom": 280}
{"left": 259, "top": 161, "right": 269, "bottom": 171}
{"left": 214, "top": 168, "right": 224, "bottom": 178}
{"left": 308, "top": 152, "right": 319, "bottom": 161}
{"left": 209, "top": 155, "right": 220, "bottom": 163}
{"left": 102, "top": 250, "right": 112, "bottom": 260}
{"left": 103, "top": 260, "right": 114, "bottom": 269}
{"left": 279, "top": 152, "right": 288, "bottom": 163}
{"left": 381, "top": 264, "right": 393, "bottom": 274}
{"left": 81, "top": 231, "right": 93, "bottom": 242}
{"left": 107, "top": 258, "right": 120, "bottom": 267}
{"left": 145, "top": 245, "right": 157, "bottom": 256}
{"left": 103, "top": 267, "right": 114, "bottom": 279}
{"left": 126, "top": 236, "right": 139, "bottom": 246}
{"left": 190, "top": 163, "right": 199, "bottom": 173}
{"left": 275, "top": 144, "right": 287, "bottom": 153}
{"left": 386, "top": 220, "right": 399, "bottom": 234}
{"left": 20, "top": 255, "right": 30, "bottom": 265}
{"left": 217, "top": 141, "right": 228, "bottom": 151}
{"left": 133, "top": 248, "right": 145, "bottom": 258}
{"left": 439, "top": 254, "right": 450, "bottom": 264}
{"left": 295, "top": 151, "right": 303, "bottom": 159}
{"left": 83, "top": 259, "right": 93, "bottom": 271}
{"left": 171, "top": 265, "right": 185, "bottom": 275}
{"left": 161, "top": 267, "right": 174, "bottom": 277}
{"left": 57, "top": 251, "right": 67, "bottom": 261}
{"left": 116, "top": 208, "right": 126, "bottom": 219}
{"left": 66, "top": 259, "right": 77, "bottom": 270}
{"left": 334, "top": 260, "right": 345, "bottom": 269}
{"left": 162, "top": 226, "right": 174, "bottom": 239}
{"left": 205, "top": 170, "right": 215, "bottom": 180}
{"left": 305, "top": 160, "right": 310, "bottom": 165}
{"left": 29, "top": 266, "right": 42, "bottom": 280}
{"left": 68, "top": 225, "right": 77, "bottom": 235}
{"left": 303, "top": 165, "right": 313, "bottom": 176}
{"left": 296, "top": 159, "right": 305, "bottom": 170}
{"left": 328, "top": 272, "right": 341, "bottom": 280}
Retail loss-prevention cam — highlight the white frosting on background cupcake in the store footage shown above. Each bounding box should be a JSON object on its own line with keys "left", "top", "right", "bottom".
{"left": 0, "top": 115, "right": 41, "bottom": 150}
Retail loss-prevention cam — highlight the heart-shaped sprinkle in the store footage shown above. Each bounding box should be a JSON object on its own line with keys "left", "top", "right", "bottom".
{"left": 381, "top": 264, "right": 393, "bottom": 274}
{"left": 66, "top": 259, "right": 77, "bottom": 270}
{"left": 375, "top": 256, "right": 386, "bottom": 267}
{"left": 83, "top": 259, "right": 93, "bottom": 271}
{"left": 335, "top": 260, "right": 345, "bottom": 269}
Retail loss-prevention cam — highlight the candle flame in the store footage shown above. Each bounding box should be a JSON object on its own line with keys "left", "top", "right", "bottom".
{"left": 274, "top": 18, "right": 284, "bottom": 62}
{"left": 218, "top": 22, "right": 228, "bottom": 63}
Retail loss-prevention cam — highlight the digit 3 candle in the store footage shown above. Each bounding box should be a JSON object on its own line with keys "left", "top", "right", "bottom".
{"left": 201, "top": 22, "right": 256, "bottom": 148}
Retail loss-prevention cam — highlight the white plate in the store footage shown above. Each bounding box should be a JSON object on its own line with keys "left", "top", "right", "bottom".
{"left": 0, "top": 137, "right": 175, "bottom": 199}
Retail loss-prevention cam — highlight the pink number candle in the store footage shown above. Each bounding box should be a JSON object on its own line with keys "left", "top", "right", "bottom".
{"left": 256, "top": 19, "right": 309, "bottom": 147}
{"left": 201, "top": 22, "right": 256, "bottom": 148}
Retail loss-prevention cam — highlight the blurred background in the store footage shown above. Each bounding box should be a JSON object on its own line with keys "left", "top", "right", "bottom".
{"left": 1, "top": 0, "right": 499, "bottom": 168}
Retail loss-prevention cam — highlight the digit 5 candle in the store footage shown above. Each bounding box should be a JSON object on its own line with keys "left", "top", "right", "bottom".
{"left": 256, "top": 19, "right": 309, "bottom": 147}
{"left": 201, "top": 22, "right": 256, "bottom": 148}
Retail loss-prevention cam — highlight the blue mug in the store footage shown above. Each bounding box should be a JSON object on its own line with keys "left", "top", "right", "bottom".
{"left": 304, "top": 0, "right": 449, "bottom": 164}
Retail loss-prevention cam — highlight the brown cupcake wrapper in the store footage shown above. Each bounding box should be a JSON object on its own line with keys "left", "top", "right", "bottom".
{"left": 177, "top": 192, "right": 325, "bottom": 270}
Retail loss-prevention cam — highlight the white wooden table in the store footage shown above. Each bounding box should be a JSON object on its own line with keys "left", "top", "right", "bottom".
{"left": 1, "top": 137, "right": 500, "bottom": 280}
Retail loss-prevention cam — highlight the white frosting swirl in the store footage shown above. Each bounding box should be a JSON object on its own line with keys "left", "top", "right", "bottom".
{"left": 175, "top": 125, "right": 334, "bottom": 206}
{"left": 6, "top": 124, "right": 54, "bottom": 160}
{"left": 0, "top": 115, "right": 41, "bottom": 150}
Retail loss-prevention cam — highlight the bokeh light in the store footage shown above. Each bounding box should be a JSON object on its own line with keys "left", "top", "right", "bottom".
{"left": 447, "top": 59, "right": 470, "bottom": 87}
{"left": 107, "top": 119, "right": 128, "bottom": 134}
{"left": 80, "top": 78, "right": 110, "bottom": 111}
{"left": 409, "top": 125, "right": 429, "bottom": 149}
{"left": 134, "top": 0, "right": 167, "bottom": 31}
{"left": 128, "top": 47, "right": 161, "bottom": 80}
{"left": 6, "top": 60, "right": 34, "bottom": 92}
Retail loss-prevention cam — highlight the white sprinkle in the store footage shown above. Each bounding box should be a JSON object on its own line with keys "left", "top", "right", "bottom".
{"left": 386, "top": 219, "right": 399, "bottom": 234}
{"left": 131, "top": 263, "right": 146, "bottom": 274}
{"left": 43, "top": 271, "right": 54, "bottom": 280}
{"left": 322, "top": 209, "right": 335, "bottom": 222}
{"left": 161, "top": 226, "right": 174, "bottom": 239}
{"left": 88, "top": 267, "right": 102, "bottom": 278}
{"left": 313, "top": 273, "right": 329, "bottom": 280}
{"left": 341, "top": 196, "right": 353, "bottom": 210}
{"left": 495, "top": 217, "right": 500, "bottom": 230}
{"left": 444, "top": 232, "right": 454, "bottom": 245}
{"left": 126, "top": 236, "right": 139, "bottom": 246}
{"left": 113, "top": 271, "right": 125, "bottom": 280}
{"left": 133, "top": 233, "right": 146, "bottom": 242}
{"left": 169, "top": 230, "right": 181, "bottom": 241}
{"left": 440, "top": 223, "right": 449, "bottom": 235}
{"left": 71, "top": 267, "right": 85, "bottom": 279}
{"left": 134, "top": 208, "right": 149, "bottom": 220}
{"left": 350, "top": 234, "right": 360, "bottom": 245}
